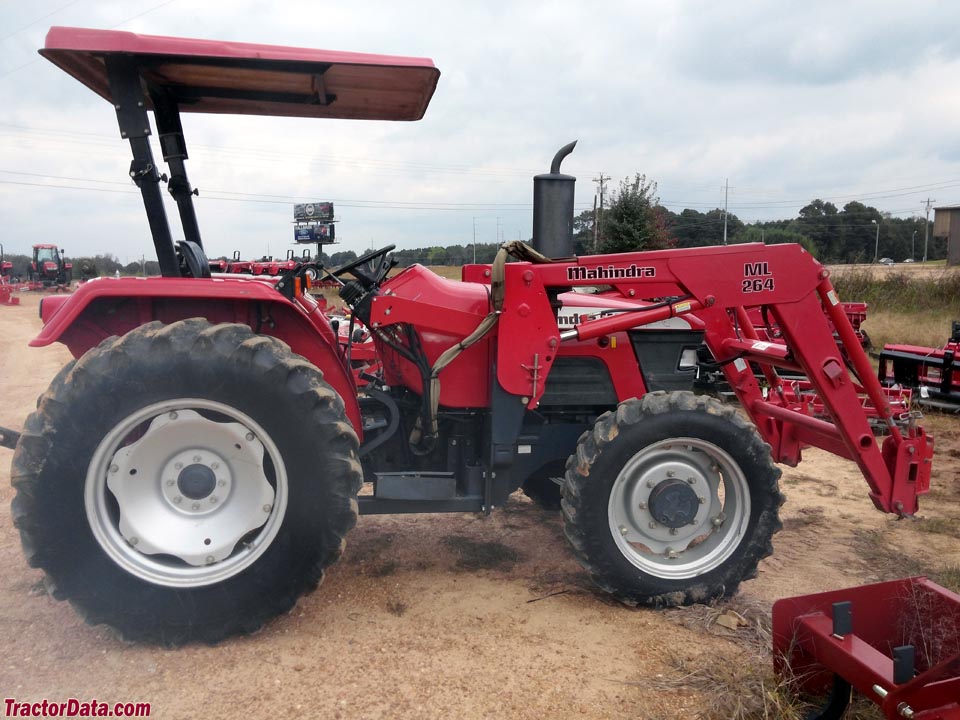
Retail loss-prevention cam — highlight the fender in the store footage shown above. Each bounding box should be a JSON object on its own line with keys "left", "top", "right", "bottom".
{"left": 32, "top": 276, "right": 363, "bottom": 435}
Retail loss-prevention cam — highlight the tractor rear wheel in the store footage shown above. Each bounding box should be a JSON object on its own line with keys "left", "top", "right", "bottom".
{"left": 11, "top": 319, "right": 362, "bottom": 645}
{"left": 562, "top": 391, "right": 783, "bottom": 606}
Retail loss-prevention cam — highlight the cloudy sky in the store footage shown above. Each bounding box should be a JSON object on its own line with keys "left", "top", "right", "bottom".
{"left": 2, "top": 0, "right": 960, "bottom": 264}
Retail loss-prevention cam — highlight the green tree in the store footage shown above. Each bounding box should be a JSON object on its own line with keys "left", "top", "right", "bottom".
{"left": 329, "top": 250, "right": 358, "bottom": 265}
{"left": 573, "top": 209, "right": 596, "bottom": 254}
{"left": 599, "top": 174, "right": 671, "bottom": 253}
{"left": 736, "top": 225, "right": 816, "bottom": 256}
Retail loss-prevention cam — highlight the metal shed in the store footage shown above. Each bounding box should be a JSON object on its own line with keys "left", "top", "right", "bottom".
{"left": 933, "top": 204, "right": 960, "bottom": 265}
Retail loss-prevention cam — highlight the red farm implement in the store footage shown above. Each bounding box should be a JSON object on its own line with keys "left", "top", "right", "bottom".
{"left": 880, "top": 322, "right": 960, "bottom": 412}
{"left": 774, "top": 578, "right": 960, "bottom": 719}
{"left": 0, "top": 26, "right": 938, "bottom": 662}
{"left": 0, "top": 244, "right": 19, "bottom": 306}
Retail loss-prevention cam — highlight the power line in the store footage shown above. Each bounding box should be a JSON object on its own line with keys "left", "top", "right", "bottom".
{"left": 0, "top": 0, "right": 80, "bottom": 42}
{"left": 0, "top": 0, "right": 179, "bottom": 80}
{"left": 0, "top": 177, "right": 595, "bottom": 212}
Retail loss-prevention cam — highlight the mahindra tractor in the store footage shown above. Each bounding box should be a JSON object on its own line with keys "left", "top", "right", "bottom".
{"left": 3, "top": 29, "right": 945, "bottom": 674}
{"left": 29, "top": 243, "right": 72, "bottom": 287}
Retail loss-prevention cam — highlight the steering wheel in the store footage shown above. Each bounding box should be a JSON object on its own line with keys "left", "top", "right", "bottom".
{"left": 332, "top": 244, "right": 396, "bottom": 288}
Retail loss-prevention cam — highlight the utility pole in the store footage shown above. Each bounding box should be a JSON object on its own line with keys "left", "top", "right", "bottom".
{"left": 873, "top": 220, "right": 880, "bottom": 263}
{"left": 496, "top": 216, "right": 501, "bottom": 245}
{"left": 923, "top": 197, "right": 936, "bottom": 262}
{"left": 593, "top": 173, "right": 610, "bottom": 250}
{"left": 721, "top": 178, "right": 730, "bottom": 245}
{"left": 591, "top": 194, "right": 599, "bottom": 251}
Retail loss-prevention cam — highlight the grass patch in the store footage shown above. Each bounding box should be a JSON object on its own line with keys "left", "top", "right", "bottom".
{"left": 656, "top": 597, "right": 886, "bottom": 719}
{"left": 830, "top": 269, "right": 959, "bottom": 349}
{"left": 853, "top": 529, "right": 960, "bottom": 593}
{"left": 832, "top": 269, "right": 960, "bottom": 312}
{"left": 916, "top": 517, "right": 960, "bottom": 540}
{"left": 937, "top": 566, "right": 960, "bottom": 593}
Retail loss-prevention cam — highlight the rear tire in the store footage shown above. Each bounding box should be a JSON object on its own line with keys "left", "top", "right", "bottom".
{"left": 11, "top": 319, "right": 362, "bottom": 645}
{"left": 562, "top": 391, "right": 783, "bottom": 606}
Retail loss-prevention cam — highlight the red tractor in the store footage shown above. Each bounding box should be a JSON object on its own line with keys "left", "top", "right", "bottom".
{"left": 4, "top": 28, "right": 941, "bottom": 669}
{"left": 29, "top": 243, "right": 72, "bottom": 288}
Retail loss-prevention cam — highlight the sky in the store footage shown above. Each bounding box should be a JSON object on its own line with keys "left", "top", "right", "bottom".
{"left": 2, "top": 0, "right": 960, "bottom": 264}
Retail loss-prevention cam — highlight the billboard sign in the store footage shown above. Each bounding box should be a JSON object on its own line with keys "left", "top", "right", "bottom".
{"left": 294, "top": 224, "right": 336, "bottom": 243}
{"left": 293, "top": 202, "right": 334, "bottom": 222}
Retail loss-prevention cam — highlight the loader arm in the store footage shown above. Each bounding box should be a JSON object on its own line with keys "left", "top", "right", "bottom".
{"left": 494, "top": 242, "right": 932, "bottom": 517}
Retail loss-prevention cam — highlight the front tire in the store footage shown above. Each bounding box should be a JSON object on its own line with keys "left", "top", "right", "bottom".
{"left": 562, "top": 391, "right": 783, "bottom": 606}
{"left": 11, "top": 319, "right": 362, "bottom": 645}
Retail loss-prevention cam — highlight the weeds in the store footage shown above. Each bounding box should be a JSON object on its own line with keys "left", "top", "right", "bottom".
{"left": 657, "top": 598, "right": 820, "bottom": 720}
{"left": 832, "top": 269, "right": 960, "bottom": 313}
{"left": 916, "top": 516, "right": 960, "bottom": 540}
{"left": 831, "top": 269, "right": 959, "bottom": 348}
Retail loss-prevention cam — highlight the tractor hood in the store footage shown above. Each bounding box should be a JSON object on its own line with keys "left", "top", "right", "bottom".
{"left": 40, "top": 26, "right": 440, "bottom": 121}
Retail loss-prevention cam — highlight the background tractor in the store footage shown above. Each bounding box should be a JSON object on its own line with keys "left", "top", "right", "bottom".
{"left": 29, "top": 243, "right": 71, "bottom": 288}
{"left": 5, "top": 27, "right": 937, "bottom": 664}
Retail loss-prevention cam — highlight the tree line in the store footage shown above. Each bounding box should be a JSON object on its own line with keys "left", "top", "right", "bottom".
{"left": 3, "top": 176, "right": 946, "bottom": 277}
{"left": 328, "top": 175, "right": 947, "bottom": 268}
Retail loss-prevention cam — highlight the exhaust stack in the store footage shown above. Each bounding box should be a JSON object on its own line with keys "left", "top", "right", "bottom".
{"left": 532, "top": 141, "right": 577, "bottom": 258}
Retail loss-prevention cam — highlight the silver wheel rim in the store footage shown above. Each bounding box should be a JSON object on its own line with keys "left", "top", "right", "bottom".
{"left": 607, "top": 437, "right": 749, "bottom": 579}
{"left": 85, "top": 398, "right": 288, "bottom": 588}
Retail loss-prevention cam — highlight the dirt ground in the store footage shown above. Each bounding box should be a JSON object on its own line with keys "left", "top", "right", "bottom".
{"left": 1, "top": 291, "right": 958, "bottom": 719}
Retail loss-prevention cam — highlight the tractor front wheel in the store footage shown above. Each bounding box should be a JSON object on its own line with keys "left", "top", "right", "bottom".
{"left": 562, "top": 391, "right": 783, "bottom": 606}
{"left": 11, "top": 319, "right": 362, "bottom": 645}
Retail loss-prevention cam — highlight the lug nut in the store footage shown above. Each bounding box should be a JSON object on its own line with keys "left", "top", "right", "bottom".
{"left": 168, "top": 411, "right": 178, "bottom": 420}
{"left": 205, "top": 555, "right": 215, "bottom": 565}
{"left": 666, "top": 548, "right": 679, "bottom": 559}
{"left": 699, "top": 496, "right": 706, "bottom": 504}
{"left": 210, "top": 496, "right": 218, "bottom": 504}
{"left": 109, "top": 464, "right": 118, "bottom": 474}
{"left": 262, "top": 504, "right": 272, "bottom": 513}
{"left": 174, "top": 462, "right": 183, "bottom": 470}
{"left": 619, "top": 525, "right": 629, "bottom": 536}
{"left": 686, "top": 477, "right": 696, "bottom": 485}
{"left": 245, "top": 432, "right": 255, "bottom": 441}
{"left": 173, "top": 496, "right": 182, "bottom": 504}
{"left": 669, "top": 528, "right": 678, "bottom": 536}
{"left": 166, "top": 479, "right": 174, "bottom": 486}
{"left": 638, "top": 501, "right": 647, "bottom": 510}
{"left": 647, "top": 479, "right": 657, "bottom": 488}
{"left": 218, "top": 480, "right": 226, "bottom": 487}
{"left": 666, "top": 470, "right": 675, "bottom": 478}
{"left": 192, "top": 502, "right": 200, "bottom": 511}
{"left": 210, "top": 462, "right": 219, "bottom": 470}
{"left": 129, "top": 537, "right": 139, "bottom": 546}
{"left": 648, "top": 520, "right": 658, "bottom": 529}
{"left": 192, "top": 455, "right": 201, "bottom": 463}
{"left": 712, "top": 516, "right": 724, "bottom": 528}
